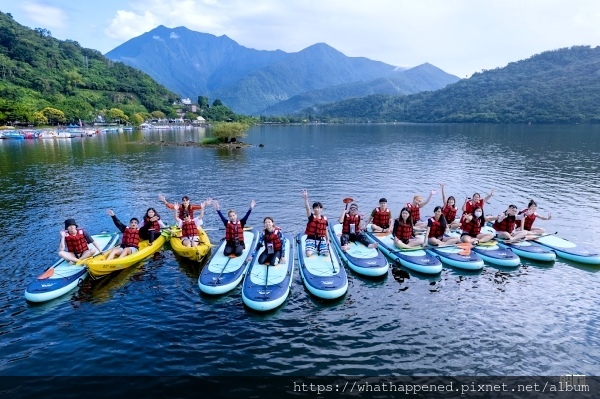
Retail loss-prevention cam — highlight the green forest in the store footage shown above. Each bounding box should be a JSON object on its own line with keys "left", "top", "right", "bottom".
{"left": 0, "top": 12, "right": 253, "bottom": 126}
{"left": 302, "top": 46, "right": 600, "bottom": 124}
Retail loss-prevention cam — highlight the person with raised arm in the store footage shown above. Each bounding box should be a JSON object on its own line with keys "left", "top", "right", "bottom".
{"left": 58, "top": 218, "right": 103, "bottom": 263}
{"left": 406, "top": 189, "right": 436, "bottom": 229}
{"left": 492, "top": 204, "right": 530, "bottom": 243}
{"left": 105, "top": 209, "right": 140, "bottom": 260}
{"left": 459, "top": 207, "right": 494, "bottom": 245}
{"left": 440, "top": 182, "right": 460, "bottom": 229}
{"left": 213, "top": 198, "right": 255, "bottom": 257}
{"left": 462, "top": 189, "right": 495, "bottom": 215}
{"left": 302, "top": 189, "right": 329, "bottom": 257}
{"left": 158, "top": 194, "right": 206, "bottom": 220}
{"left": 516, "top": 200, "right": 552, "bottom": 234}
{"left": 364, "top": 198, "right": 392, "bottom": 234}
{"left": 173, "top": 202, "right": 204, "bottom": 248}
{"left": 138, "top": 208, "right": 167, "bottom": 244}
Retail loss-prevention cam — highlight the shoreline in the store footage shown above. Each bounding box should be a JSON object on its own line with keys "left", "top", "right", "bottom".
{"left": 134, "top": 140, "right": 253, "bottom": 148}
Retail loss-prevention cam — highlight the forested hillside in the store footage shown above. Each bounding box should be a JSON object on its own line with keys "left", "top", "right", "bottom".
{"left": 306, "top": 46, "right": 600, "bottom": 124}
{"left": 0, "top": 11, "right": 178, "bottom": 125}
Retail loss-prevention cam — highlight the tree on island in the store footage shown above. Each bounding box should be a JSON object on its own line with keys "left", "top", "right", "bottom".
{"left": 210, "top": 122, "right": 249, "bottom": 143}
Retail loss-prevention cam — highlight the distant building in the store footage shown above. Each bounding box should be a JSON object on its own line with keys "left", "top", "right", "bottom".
{"left": 181, "top": 98, "right": 192, "bottom": 105}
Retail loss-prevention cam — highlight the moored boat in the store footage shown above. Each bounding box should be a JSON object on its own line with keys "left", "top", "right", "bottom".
{"left": 242, "top": 233, "right": 295, "bottom": 311}
{"left": 24, "top": 232, "right": 120, "bottom": 302}
{"left": 328, "top": 223, "right": 388, "bottom": 277}
{"left": 198, "top": 229, "right": 258, "bottom": 295}
{"left": 296, "top": 233, "right": 348, "bottom": 300}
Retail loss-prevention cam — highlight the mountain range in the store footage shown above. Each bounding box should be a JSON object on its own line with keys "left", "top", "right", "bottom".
{"left": 106, "top": 26, "right": 459, "bottom": 115}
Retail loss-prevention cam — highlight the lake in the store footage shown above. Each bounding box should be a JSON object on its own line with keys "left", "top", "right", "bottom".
{"left": 0, "top": 124, "right": 599, "bottom": 393}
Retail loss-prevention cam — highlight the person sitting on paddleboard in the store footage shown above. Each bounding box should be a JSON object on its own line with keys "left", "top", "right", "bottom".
{"left": 392, "top": 207, "right": 423, "bottom": 249}
{"left": 406, "top": 190, "right": 436, "bottom": 229}
{"left": 440, "top": 182, "right": 460, "bottom": 229}
{"left": 139, "top": 208, "right": 167, "bottom": 244}
{"left": 173, "top": 203, "right": 205, "bottom": 248}
{"left": 365, "top": 198, "right": 392, "bottom": 233}
{"left": 302, "top": 189, "right": 329, "bottom": 257}
{"left": 247, "top": 217, "right": 286, "bottom": 266}
{"left": 422, "top": 206, "right": 459, "bottom": 248}
{"left": 459, "top": 207, "right": 494, "bottom": 245}
{"left": 158, "top": 194, "right": 206, "bottom": 220}
{"left": 492, "top": 204, "right": 530, "bottom": 243}
{"left": 214, "top": 199, "right": 255, "bottom": 257}
{"left": 515, "top": 199, "right": 552, "bottom": 235}
{"left": 462, "top": 190, "right": 494, "bottom": 215}
{"left": 339, "top": 202, "right": 378, "bottom": 251}
{"left": 58, "top": 218, "right": 103, "bottom": 263}
{"left": 105, "top": 209, "right": 140, "bottom": 260}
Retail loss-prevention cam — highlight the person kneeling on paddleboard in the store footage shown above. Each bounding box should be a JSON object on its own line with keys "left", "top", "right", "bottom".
{"left": 339, "top": 202, "right": 378, "bottom": 251}
{"left": 365, "top": 198, "right": 392, "bottom": 234}
{"left": 58, "top": 218, "right": 103, "bottom": 263}
{"left": 302, "top": 189, "right": 329, "bottom": 257}
{"left": 247, "top": 217, "right": 287, "bottom": 266}
{"left": 214, "top": 199, "right": 255, "bottom": 257}
{"left": 422, "top": 207, "right": 459, "bottom": 248}
{"left": 392, "top": 208, "right": 424, "bottom": 249}
{"left": 105, "top": 209, "right": 140, "bottom": 260}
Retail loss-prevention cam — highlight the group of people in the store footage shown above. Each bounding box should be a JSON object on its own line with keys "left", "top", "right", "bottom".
{"left": 57, "top": 186, "right": 552, "bottom": 265}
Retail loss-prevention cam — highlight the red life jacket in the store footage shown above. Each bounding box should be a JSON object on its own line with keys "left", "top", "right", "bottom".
{"left": 443, "top": 204, "right": 457, "bottom": 223}
{"left": 305, "top": 215, "right": 328, "bottom": 238}
{"left": 461, "top": 219, "right": 481, "bottom": 237}
{"left": 264, "top": 227, "right": 283, "bottom": 251}
{"left": 225, "top": 221, "right": 245, "bottom": 243}
{"left": 493, "top": 214, "right": 516, "bottom": 233}
{"left": 407, "top": 203, "right": 421, "bottom": 223}
{"left": 428, "top": 217, "right": 444, "bottom": 239}
{"left": 65, "top": 229, "right": 88, "bottom": 254}
{"left": 145, "top": 219, "right": 161, "bottom": 231}
{"left": 394, "top": 220, "right": 413, "bottom": 241}
{"left": 464, "top": 199, "right": 484, "bottom": 214}
{"left": 181, "top": 220, "right": 198, "bottom": 238}
{"left": 521, "top": 209, "right": 536, "bottom": 231}
{"left": 342, "top": 213, "right": 361, "bottom": 234}
{"left": 178, "top": 204, "right": 195, "bottom": 220}
{"left": 372, "top": 208, "right": 390, "bottom": 228}
{"left": 122, "top": 227, "right": 140, "bottom": 249}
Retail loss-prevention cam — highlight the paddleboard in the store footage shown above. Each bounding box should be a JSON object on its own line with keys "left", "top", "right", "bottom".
{"left": 328, "top": 224, "right": 388, "bottom": 277}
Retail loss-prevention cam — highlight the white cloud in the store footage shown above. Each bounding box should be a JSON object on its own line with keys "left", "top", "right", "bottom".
{"left": 170, "top": 32, "right": 179, "bottom": 39}
{"left": 20, "top": 1, "right": 67, "bottom": 29}
{"left": 102, "top": 0, "right": 600, "bottom": 77}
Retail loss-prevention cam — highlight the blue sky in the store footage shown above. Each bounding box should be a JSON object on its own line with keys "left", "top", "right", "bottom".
{"left": 2, "top": 0, "right": 600, "bottom": 78}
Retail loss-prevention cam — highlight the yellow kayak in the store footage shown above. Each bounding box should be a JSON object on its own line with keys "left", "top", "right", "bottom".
{"left": 169, "top": 226, "right": 212, "bottom": 262}
{"left": 85, "top": 235, "right": 167, "bottom": 278}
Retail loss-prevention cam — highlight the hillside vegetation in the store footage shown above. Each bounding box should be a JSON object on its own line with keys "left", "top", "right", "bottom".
{"left": 0, "top": 11, "right": 178, "bottom": 125}
{"left": 306, "top": 46, "right": 600, "bottom": 124}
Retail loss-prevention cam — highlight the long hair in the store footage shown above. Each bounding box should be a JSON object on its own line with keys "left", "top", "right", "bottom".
{"left": 144, "top": 207, "right": 160, "bottom": 222}
{"left": 398, "top": 207, "right": 413, "bottom": 226}
{"left": 433, "top": 206, "right": 448, "bottom": 231}
{"left": 473, "top": 206, "right": 485, "bottom": 227}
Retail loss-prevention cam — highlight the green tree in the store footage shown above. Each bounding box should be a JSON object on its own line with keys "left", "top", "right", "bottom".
{"left": 33, "top": 110, "right": 47, "bottom": 125}
{"left": 151, "top": 110, "right": 165, "bottom": 119}
{"left": 107, "top": 108, "right": 129, "bottom": 123}
{"left": 212, "top": 99, "right": 223, "bottom": 107}
{"left": 197, "top": 96, "right": 209, "bottom": 108}
{"left": 41, "top": 106, "right": 65, "bottom": 124}
{"left": 131, "top": 113, "right": 144, "bottom": 126}
{"left": 211, "top": 121, "right": 249, "bottom": 143}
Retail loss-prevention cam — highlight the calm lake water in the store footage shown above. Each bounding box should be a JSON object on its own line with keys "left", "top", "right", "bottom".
{"left": 0, "top": 124, "right": 599, "bottom": 383}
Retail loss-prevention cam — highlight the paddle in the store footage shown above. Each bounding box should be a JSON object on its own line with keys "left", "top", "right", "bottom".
{"left": 214, "top": 255, "right": 235, "bottom": 285}
{"left": 343, "top": 197, "right": 354, "bottom": 208}
{"left": 38, "top": 236, "right": 115, "bottom": 279}
{"left": 263, "top": 262, "right": 270, "bottom": 298}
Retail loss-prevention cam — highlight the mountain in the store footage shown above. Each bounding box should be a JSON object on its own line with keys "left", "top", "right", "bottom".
{"left": 306, "top": 46, "right": 600, "bottom": 124}
{"left": 261, "top": 63, "right": 460, "bottom": 115}
{"left": 106, "top": 26, "right": 459, "bottom": 115}
{"left": 0, "top": 12, "right": 178, "bottom": 124}
{"left": 106, "top": 25, "right": 288, "bottom": 102}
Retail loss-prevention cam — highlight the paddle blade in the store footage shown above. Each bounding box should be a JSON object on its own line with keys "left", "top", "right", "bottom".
{"left": 458, "top": 248, "right": 471, "bottom": 256}
{"left": 38, "top": 267, "right": 55, "bottom": 279}
{"left": 455, "top": 242, "right": 473, "bottom": 249}
{"left": 343, "top": 197, "right": 354, "bottom": 204}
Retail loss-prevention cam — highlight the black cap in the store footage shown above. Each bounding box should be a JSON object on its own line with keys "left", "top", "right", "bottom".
{"left": 64, "top": 218, "right": 77, "bottom": 229}
{"left": 379, "top": 198, "right": 387, "bottom": 203}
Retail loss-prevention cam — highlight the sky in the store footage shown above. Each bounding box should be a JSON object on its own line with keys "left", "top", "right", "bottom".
{"left": 2, "top": 0, "right": 600, "bottom": 78}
